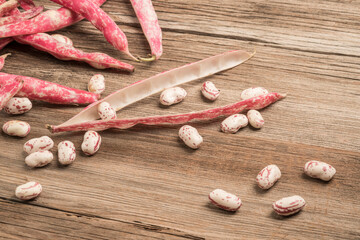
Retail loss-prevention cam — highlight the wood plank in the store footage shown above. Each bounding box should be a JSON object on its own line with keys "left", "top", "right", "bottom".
{"left": 0, "top": 0, "right": 359, "bottom": 239}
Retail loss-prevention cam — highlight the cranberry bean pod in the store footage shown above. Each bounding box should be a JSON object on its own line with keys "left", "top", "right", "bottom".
{"left": 15, "top": 181, "right": 42, "bottom": 200}
{"left": 48, "top": 92, "right": 285, "bottom": 133}
{"left": 256, "top": 165, "right": 281, "bottom": 189}
{"left": 159, "top": 87, "right": 187, "bottom": 106}
{"left": 23, "top": 136, "right": 54, "bottom": 154}
{"left": 0, "top": 76, "right": 23, "bottom": 110}
{"left": 220, "top": 114, "right": 248, "bottom": 133}
{"left": 0, "top": 6, "right": 43, "bottom": 26}
{"left": 247, "top": 110, "right": 264, "bottom": 129}
{"left": 201, "top": 81, "right": 220, "bottom": 101}
{"left": 179, "top": 125, "right": 203, "bottom": 149}
{"left": 50, "top": 0, "right": 138, "bottom": 61}
{"left": 0, "top": 73, "right": 99, "bottom": 105}
{"left": 51, "top": 50, "right": 254, "bottom": 129}
{"left": 97, "top": 102, "right": 116, "bottom": 120}
{"left": 272, "top": 195, "right": 306, "bottom": 216}
{"left": 0, "top": 38, "right": 13, "bottom": 51}
{"left": 81, "top": 131, "right": 101, "bottom": 155}
{"left": 58, "top": 140, "right": 76, "bottom": 165}
{"left": 14, "top": 33, "right": 134, "bottom": 71}
{"left": 241, "top": 87, "right": 269, "bottom": 100}
{"left": 25, "top": 150, "right": 53, "bottom": 168}
{"left": 130, "top": 0, "right": 162, "bottom": 60}
{"left": 2, "top": 120, "right": 30, "bottom": 137}
{"left": 0, "top": 53, "right": 10, "bottom": 71}
{"left": 88, "top": 74, "right": 105, "bottom": 95}
{"left": 4, "top": 97, "right": 32, "bottom": 115}
{"left": 304, "top": 161, "right": 336, "bottom": 181}
{"left": 209, "top": 189, "right": 242, "bottom": 211}
{"left": 0, "top": 0, "right": 107, "bottom": 38}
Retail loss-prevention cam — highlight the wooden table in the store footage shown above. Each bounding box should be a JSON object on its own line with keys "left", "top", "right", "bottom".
{"left": 1, "top": 0, "right": 359, "bottom": 239}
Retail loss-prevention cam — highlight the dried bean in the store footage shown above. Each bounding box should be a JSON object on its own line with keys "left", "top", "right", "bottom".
{"left": 2, "top": 120, "right": 30, "bottom": 137}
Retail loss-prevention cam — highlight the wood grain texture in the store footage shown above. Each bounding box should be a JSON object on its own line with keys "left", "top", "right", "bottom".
{"left": 0, "top": 0, "right": 359, "bottom": 239}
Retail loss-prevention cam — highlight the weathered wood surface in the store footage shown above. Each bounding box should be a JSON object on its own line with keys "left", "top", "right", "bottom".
{"left": 1, "top": 0, "right": 359, "bottom": 239}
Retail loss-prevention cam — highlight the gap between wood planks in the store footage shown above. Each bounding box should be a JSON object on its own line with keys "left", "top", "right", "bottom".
{"left": 0, "top": 197, "right": 204, "bottom": 240}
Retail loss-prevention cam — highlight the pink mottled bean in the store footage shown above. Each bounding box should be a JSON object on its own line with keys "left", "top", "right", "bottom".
{"left": 2, "top": 120, "right": 30, "bottom": 137}
{"left": 221, "top": 114, "right": 248, "bottom": 133}
{"left": 178, "top": 125, "right": 203, "bottom": 149}
{"left": 272, "top": 195, "right": 306, "bottom": 216}
{"left": 81, "top": 131, "right": 101, "bottom": 155}
{"left": 58, "top": 140, "right": 76, "bottom": 165}
{"left": 241, "top": 87, "right": 268, "bottom": 100}
{"left": 25, "top": 150, "right": 53, "bottom": 168}
{"left": 88, "top": 74, "right": 105, "bottom": 95}
{"left": 201, "top": 81, "right": 220, "bottom": 101}
{"left": 15, "top": 181, "right": 42, "bottom": 200}
{"left": 97, "top": 102, "right": 116, "bottom": 120}
{"left": 23, "top": 136, "right": 54, "bottom": 154}
{"left": 3, "top": 97, "right": 32, "bottom": 115}
{"left": 304, "top": 161, "right": 336, "bottom": 181}
{"left": 209, "top": 189, "right": 242, "bottom": 211}
{"left": 256, "top": 165, "right": 281, "bottom": 189}
{"left": 160, "top": 87, "right": 187, "bottom": 106}
{"left": 247, "top": 110, "right": 264, "bottom": 129}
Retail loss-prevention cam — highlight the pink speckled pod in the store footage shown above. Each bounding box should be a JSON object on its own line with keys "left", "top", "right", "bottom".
{"left": 3, "top": 97, "right": 32, "bottom": 115}
{"left": 221, "top": 114, "right": 248, "bottom": 133}
{"left": 81, "top": 131, "right": 101, "bottom": 156}
{"left": 0, "top": 0, "right": 18, "bottom": 17}
{"left": 49, "top": 92, "right": 285, "bottom": 133}
{"left": 304, "top": 161, "right": 336, "bottom": 181}
{"left": 15, "top": 181, "right": 42, "bottom": 200}
{"left": 97, "top": 102, "right": 116, "bottom": 120}
{"left": 58, "top": 140, "right": 76, "bottom": 165}
{"left": 24, "top": 136, "right": 54, "bottom": 154}
{"left": 50, "top": 0, "right": 137, "bottom": 61}
{"left": 160, "top": 87, "right": 187, "bottom": 106}
{"left": 2, "top": 120, "right": 30, "bottom": 137}
{"left": 0, "top": 6, "right": 43, "bottom": 26}
{"left": 179, "top": 125, "right": 203, "bottom": 149}
{"left": 272, "top": 195, "right": 306, "bottom": 216}
{"left": 0, "top": 73, "right": 99, "bottom": 105}
{"left": 256, "top": 165, "right": 281, "bottom": 189}
{"left": 25, "top": 150, "right": 53, "bottom": 168}
{"left": 247, "top": 110, "right": 264, "bottom": 129}
{"left": 209, "top": 189, "right": 242, "bottom": 211}
{"left": 201, "top": 81, "right": 220, "bottom": 101}
{"left": 241, "top": 87, "right": 268, "bottom": 100}
{"left": 130, "top": 0, "right": 162, "bottom": 60}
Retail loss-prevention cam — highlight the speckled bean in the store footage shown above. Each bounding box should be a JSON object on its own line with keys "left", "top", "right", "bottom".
{"left": 97, "top": 101, "right": 116, "bottom": 120}
{"left": 201, "top": 81, "right": 220, "bottom": 101}
{"left": 241, "top": 87, "right": 268, "bottom": 100}
{"left": 178, "top": 125, "right": 203, "bottom": 149}
{"left": 209, "top": 189, "right": 242, "bottom": 211}
{"left": 304, "top": 161, "right": 336, "bottom": 181}
{"left": 81, "top": 131, "right": 101, "bottom": 155}
{"left": 15, "top": 181, "right": 42, "bottom": 200}
{"left": 88, "top": 74, "right": 105, "bottom": 95}
{"left": 25, "top": 150, "right": 53, "bottom": 168}
{"left": 3, "top": 97, "right": 32, "bottom": 114}
{"left": 272, "top": 195, "right": 306, "bottom": 216}
{"left": 160, "top": 87, "right": 187, "bottom": 106}
{"left": 256, "top": 165, "right": 281, "bottom": 189}
{"left": 24, "top": 136, "right": 54, "bottom": 154}
{"left": 247, "top": 110, "right": 264, "bottom": 129}
{"left": 221, "top": 114, "right": 248, "bottom": 133}
{"left": 58, "top": 140, "right": 76, "bottom": 165}
{"left": 2, "top": 120, "right": 30, "bottom": 137}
